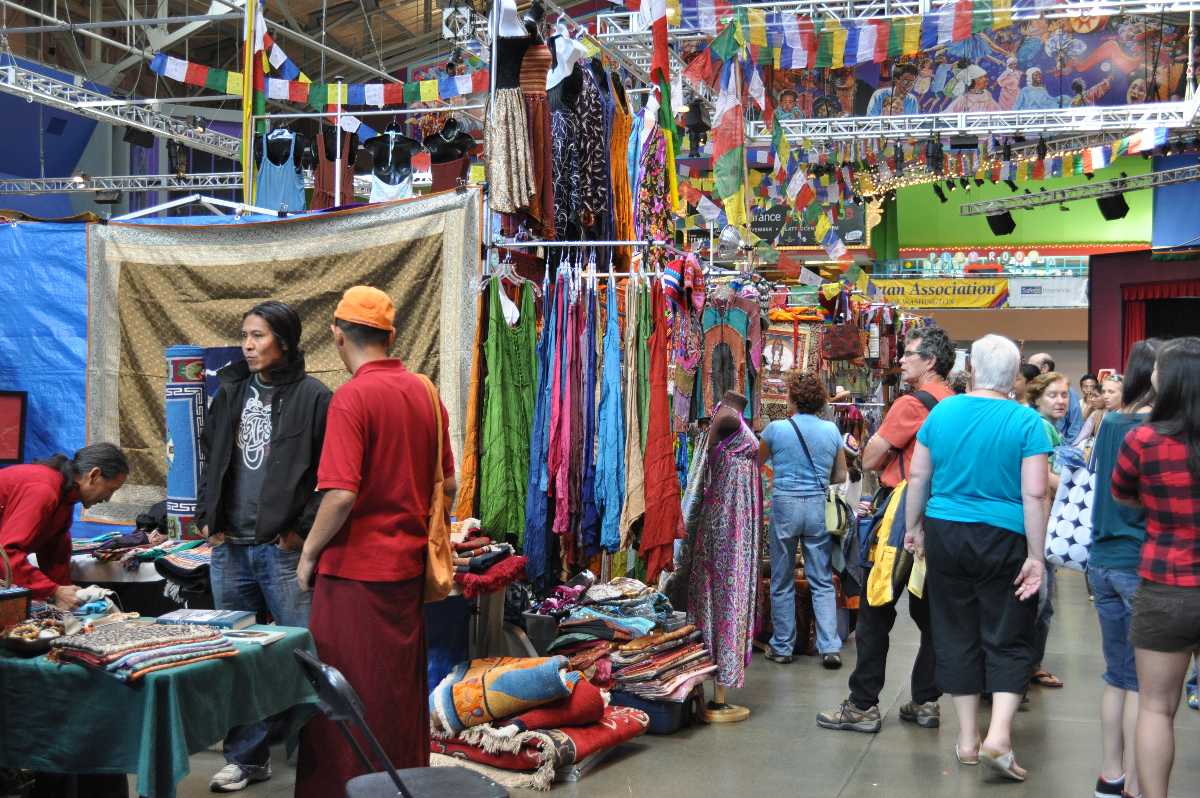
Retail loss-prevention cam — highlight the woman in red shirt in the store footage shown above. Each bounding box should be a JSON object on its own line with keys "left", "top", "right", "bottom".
{"left": 1112, "top": 337, "right": 1200, "bottom": 798}
{"left": 0, "top": 443, "right": 128, "bottom": 609}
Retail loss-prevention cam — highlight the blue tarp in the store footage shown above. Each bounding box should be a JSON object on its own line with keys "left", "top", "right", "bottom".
{"left": 0, "top": 221, "right": 88, "bottom": 461}
{"left": 1152, "top": 154, "right": 1200, "bottom": 250}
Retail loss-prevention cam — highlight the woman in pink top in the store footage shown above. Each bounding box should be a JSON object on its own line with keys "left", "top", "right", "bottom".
{"left": 996, "top": 57, "right": 1022, "bottom": 109}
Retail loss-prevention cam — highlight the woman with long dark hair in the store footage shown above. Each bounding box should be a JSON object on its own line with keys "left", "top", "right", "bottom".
{"left": 0, "top": 443, "right": 128, "bottom": 608}
{"left": 1087, "top": 337, "right": 1160, "bottom": 798}
{"left": 1111, "top": 337, "right": 1200, "bottom": 798}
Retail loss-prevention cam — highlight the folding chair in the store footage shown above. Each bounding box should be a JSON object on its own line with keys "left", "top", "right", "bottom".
{"left": 293, "top": 649, "right": 508, "bottom": 798}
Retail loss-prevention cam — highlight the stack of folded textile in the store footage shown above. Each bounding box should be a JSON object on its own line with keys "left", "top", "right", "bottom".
{"left": 449, "top": 521, "right": 527, "bottom": 599}
{"left": 453, "top": 539, "right": 514, "bottom": 574}
{"left": 49, "top": 620, "right": 237, "bottom": 682}
{"left": 429, "top": 656, "right": 649, "bottom": 790}
{"left": 610, "top": 625, "right": 716, "bottom": 702}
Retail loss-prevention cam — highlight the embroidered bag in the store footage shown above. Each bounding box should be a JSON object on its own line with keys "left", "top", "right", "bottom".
{"left": 418, "top": 374, "right": 455, "bottom": 603}
{"left": 1044, "top": 444, "right": 1093, "bottom": 573}
{"left": 820, "top": 291, "right": 861, "bottom": 361}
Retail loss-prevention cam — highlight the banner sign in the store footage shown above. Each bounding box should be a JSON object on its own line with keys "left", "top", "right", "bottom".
{"left": 871, "top": 278, "right": 1009, "bottom": 308}
{"left": 1006, "top": 277, "right": 1089, "bottom": 308}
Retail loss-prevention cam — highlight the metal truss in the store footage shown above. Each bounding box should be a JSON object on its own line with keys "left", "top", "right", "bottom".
{"left": 0, "top": 170, "right": 377, "bottom": 196}
{"left": 0, "top": 61, "right": 242, "bottom": 159}
{"left": 595, "top": 12, "right": 696, "bottom": 82}
{"left": 958, "top": 164, "right": 1200, "bottom": 215}
{"left": 748, "top": 100, "right": 1200, "bottom": 142}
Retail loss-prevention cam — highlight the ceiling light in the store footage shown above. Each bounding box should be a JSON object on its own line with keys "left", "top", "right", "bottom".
{"left": 945, "top": 178, "right": 956, "bottom": 192}
{"left": 1005, "top": 179, "right": 1018, "bottom": 192}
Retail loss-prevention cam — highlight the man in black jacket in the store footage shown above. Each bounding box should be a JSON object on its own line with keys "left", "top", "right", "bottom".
{"left": 198, "top": 300, "right": 331, "bottom": 793}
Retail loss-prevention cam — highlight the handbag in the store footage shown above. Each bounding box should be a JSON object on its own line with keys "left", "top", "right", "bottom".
{"left": 1044, "top": 444, "right": 1093, "bottom": 573}
{"left": 417, "top": 375, "right": 455, "bottom": 603}
{"left": 820, "top": 292, "right": 862, "bottom": 361}
{"left": 786, "top": 418, "right": 851, "bottom": 537}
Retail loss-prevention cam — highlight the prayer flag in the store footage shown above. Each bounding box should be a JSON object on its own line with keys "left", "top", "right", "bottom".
{"left": 973, "top": 0, "right": 993, "bottom": 33}
{"left": 747, "top": 8, "right": 767, "bottom": 45}
{"left": 952, "top": 0, "right": 973, "bottom": 42}
{"left": 712, "top": 59, "right": 747, "bottom": 227}
{"left": 365, "top": 83, "right": 384, "bottom": 107}
{"left": 902, "top": 16, "right": 921, "bottom": 55}
{"left": 307, "top": 82, "right": 327, "bottom": 110}
{"left": 871, "top": 20, "right": 889, "bottom": 62}
{"left": 919, "top": 14, "right": 938, "bottom": 50}
{"left": 288, "top": 80, "right": 308, "bottom": 104}
{"left": 419, "top": 79, "right": 439, "bottom": 102}
{"left": 164, "top": 56, "right": 188, "bottom": 83}
{"left": 993, "top": 0, "right": 1013, "bottom": 28}
{"left": 347, "top": 83, "right": 366, "bottom": 106}
{"left": 937, "top": 6, "right": 955, "bottom": 44}
{"left": 204, "top": 67, "right": 227, "bottom": 94}
{"left": 1091, "top": 145, "right": 1108, "bottom": 170}
{"left": 829, "top": 21, "right": 847, "bottom": 69}
{"left": 404, "top": 81, "right": 421, "bottom": 103}
{"left": 184, "top": 62, "right": 208, "bottom": 88}
{"left": 748, "top": 66, "right": 766, "bottom": 110}
{"left": 472, "top": 70, "right": 490, "bottom": 93}
{"left": 887, "top": 17, "right": 904, "bottom": 58}
{"left": 455, "top": 74, "right": 473, "bottom": 96}
{"left": 383, "top": 82, "right": 404, "bottom": 105}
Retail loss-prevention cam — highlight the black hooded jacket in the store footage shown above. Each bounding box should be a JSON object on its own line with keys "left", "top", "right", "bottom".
{"left": 196, "top": 355, "right": 331, "bottom": 543}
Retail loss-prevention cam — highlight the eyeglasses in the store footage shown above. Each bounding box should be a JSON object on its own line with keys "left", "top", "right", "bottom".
{"left": 900, "top": 349, "right": 923, "bottom": 359}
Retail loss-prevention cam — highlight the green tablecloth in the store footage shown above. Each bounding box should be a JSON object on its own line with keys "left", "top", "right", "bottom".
{"left": 0, "top": 625, "right": 318, "bottom": 798}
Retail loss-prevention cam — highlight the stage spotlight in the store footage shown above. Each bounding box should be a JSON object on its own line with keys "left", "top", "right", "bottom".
{"left": 974, "top": 177, "right": 985, "bottom": 187}
{"left": 1085, "top": 172, "right": 1094, "bottom": 180}
{"left": 1005, "top": 179, "right": 1018, "bottom": 192}
{"left": 945, "top": 178, "right": 956, "bottom": 192}
{"left": 1097, "top": 193, "right": 1129, "bottom": 220}
{"left": 986, "top": 211, "right": 1016, "bottom": 236}
{"left": 959, "top": 177, "right": 970, "bottom": 191}
{"left": 933, "top": 184, "right": 948, "bottom": 203}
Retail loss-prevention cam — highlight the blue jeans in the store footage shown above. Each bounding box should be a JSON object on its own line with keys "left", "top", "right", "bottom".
{"left": 1088, "top": 565, "right": 1140, "bottom": 692}
{"left": 210, "top": 540, "right": 312, "bottom": 769}
{"left": 769, "top": 493, "right": 840, "bottom": 657}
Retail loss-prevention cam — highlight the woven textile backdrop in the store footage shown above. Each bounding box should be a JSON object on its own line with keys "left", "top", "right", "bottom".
{"left": 85, "top": 190, "right": 481, "bottom": 522}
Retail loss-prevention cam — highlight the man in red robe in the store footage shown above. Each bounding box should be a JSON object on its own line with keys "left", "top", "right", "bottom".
{"left": 295, "top": 286, "right": 455, "bottom": 795}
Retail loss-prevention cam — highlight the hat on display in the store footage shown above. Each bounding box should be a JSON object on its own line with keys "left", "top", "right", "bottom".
{"left": 335, "top": 286, "right": 396, "bottom": 333}
{"left": 662, "top": 259, "right": 685, "bottom": 307}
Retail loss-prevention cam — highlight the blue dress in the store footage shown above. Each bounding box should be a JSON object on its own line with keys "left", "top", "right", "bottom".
{"left": 595, "top": 276, "right": 626, "bottom": 552}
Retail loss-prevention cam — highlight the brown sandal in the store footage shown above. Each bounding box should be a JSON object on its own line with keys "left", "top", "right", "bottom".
{"left": 1031, "top": 669, "right": 1064, "bottom": 688}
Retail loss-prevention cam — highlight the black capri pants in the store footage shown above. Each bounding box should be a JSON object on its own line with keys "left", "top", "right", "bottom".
{"left": 925, "top": 517, "right": 1038, "bottom": 696}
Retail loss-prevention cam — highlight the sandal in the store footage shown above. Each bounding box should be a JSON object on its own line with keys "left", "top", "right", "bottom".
{"left": 1031, "top": 669, "right": 1064, "bottom": 688}
{"left": 980, "top": 748, "right": 1027, "bottom": 782}
{"left": 955, "top": 740, "right": 981, "bottom": 766}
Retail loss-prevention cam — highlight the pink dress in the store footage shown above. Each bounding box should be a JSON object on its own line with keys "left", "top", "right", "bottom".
{"left": 996, "top": 69, "right": 1021, "bottom": 110}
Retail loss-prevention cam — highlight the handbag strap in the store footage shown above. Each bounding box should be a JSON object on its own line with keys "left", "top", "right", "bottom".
{"left": 416, "top": 374, "right": 445, "bottom": 489}
{"left": 787, "top": 417, "right": 828, "bottom": 493}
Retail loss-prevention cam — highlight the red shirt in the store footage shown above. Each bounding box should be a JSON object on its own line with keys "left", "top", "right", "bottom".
{"left": 0, "top": 464, "right": 77, "bottom": 598}
{"left": 1111, "top": 424, "right": 1200, "bottom": 587}
{"left": 316, "top": 359, "right": 455, "bottom": 582}
{"left": 877, "top": 380, "right": 955, "bottom": 488}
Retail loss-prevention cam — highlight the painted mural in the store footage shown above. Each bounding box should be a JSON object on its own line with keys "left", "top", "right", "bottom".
{"left": 767, "top": 16, "right": 1191, "bottom": 119}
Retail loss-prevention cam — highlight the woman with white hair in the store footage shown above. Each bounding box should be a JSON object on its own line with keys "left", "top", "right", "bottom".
{"left": 946, "top": 65, "right": 1002, "bottom": 112}
{"left": 903, "top": 334, "right": 1053, "bottom": 781}
{"left": 996, "top": 56, "right": 1022, "bottom": 109}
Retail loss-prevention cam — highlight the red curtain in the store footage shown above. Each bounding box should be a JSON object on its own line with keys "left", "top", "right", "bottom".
{"left": 1122, "top": 300, "right": 1146, "bottom": 368}
{"left": 1122, "top": 279, "right": 1200, "bottom": 301}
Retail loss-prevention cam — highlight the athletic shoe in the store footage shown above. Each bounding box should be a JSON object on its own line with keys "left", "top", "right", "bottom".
{"left": 898, "top": 700, "right": 941, "bottom": 728}
{"left": 1188, "top": 690, "right": 1199, "bottom": 710}
{"left": 764, "top": 650, "right": 794, "bottom": 664}
{"left": 1094, "top": 773, "right": 1125, "bottom": 798}
{"left": 822, "top": 653, "right": 842, "bottom": 670}
{"left": 209, "top": 763, "right": 271, "bottom": 793}
{"left": 816, "top": 700, "right": 881, "bottom": 733}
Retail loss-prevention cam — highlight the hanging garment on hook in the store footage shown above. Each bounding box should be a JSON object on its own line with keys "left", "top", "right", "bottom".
{"left": 579, "top": 285, "right": 602, "bottom": 556}
{"left": 641, "top": 281, "right": 685, "bottom": 583}
{"left": 454, "top": 290, "right": 488, "bottom": 522}
{"left": 523, "top": 274, "right": 560, "bottom": 587}
{"left": 619, "top": 279, "right": 647, "bottom": 547}
{"left": 479, "top": 281, "right": 537, "bottom": 540}
{"left": 595, "top": 276, "right": 626, "bottom": 553}
{"left": 254, "top": 131, "right": 306, "bottom": 213}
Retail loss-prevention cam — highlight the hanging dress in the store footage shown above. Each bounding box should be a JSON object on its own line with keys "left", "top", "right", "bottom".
{"left": 640, "top": 282, "right": 685, "bottom": 583}
{"left": 683, "top": 417, "right": 763, "bottom": 689}
{"left": 312, "top": 130, "right": 355, "bottom": 209}
{"left": 618, "top": 279, "right": 646, "bottom": 547}
{"left": 519, "top": 41, "right": 556, "bottom": 236}
{"left": 255, "top": 132, "right": 306, "bottom": 212}
{"left": 547, "top": 272, "right": 574, "bottom": 536}
{"left": 479, "top": 281, "right": 537, "bottom": 539}
{"left": 454, "top": 290, "right": 488, "bottom": 522}
{"left": 579, "top": 286, "right": 601, "bottom": 556}
{"left": 609, "top": 83, "right": 634, "bottom": 270}
{"left": 594, "top": 276, "right": 626, "bottom": 553}
{"left": 486, "top": 37, "right": 537, "bottom": 214}
{"left": 523, "top": 274, "right": 559, "bottom": 586}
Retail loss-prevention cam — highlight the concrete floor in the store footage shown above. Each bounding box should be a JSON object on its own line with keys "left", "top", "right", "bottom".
{"left": 173, "top": 569, "right": 1200, "bottom": 797}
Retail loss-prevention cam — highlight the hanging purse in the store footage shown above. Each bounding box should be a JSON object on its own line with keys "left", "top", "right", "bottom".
{"left": 417, "top": 375, "right": 455, "bottom": 603}
{"left": 820, "top": 291, "right": 862, "bottom": 361}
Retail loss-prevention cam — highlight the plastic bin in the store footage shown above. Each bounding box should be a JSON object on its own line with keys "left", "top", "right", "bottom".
{"left": 611, "top": 685, "right": 704, "bottom": 734}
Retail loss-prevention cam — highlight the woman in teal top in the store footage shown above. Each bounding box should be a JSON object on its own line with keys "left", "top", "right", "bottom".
{"left": 904, "top": 334, "right": 1051, "bottom": 782}
{"left": 1087, "top": 338, "right": 1160, "bottom": 798}
{"left": 1024, "top": 371, "right": 1071, "bottom": 691}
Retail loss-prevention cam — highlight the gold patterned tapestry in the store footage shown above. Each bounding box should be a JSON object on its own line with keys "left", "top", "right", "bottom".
{"left": 85, "top": 191, "right": 481, "bottom": 522}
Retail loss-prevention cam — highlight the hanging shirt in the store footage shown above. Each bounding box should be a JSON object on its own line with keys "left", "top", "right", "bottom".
{"left": 595, "top": 277, "right": 626, "bottom": 553}
{"left": 223, "top": 375, "right": 274, "bottom": 542}
{"left": 255, "top": 133, "right": 306, "bottom": 213}
{"left": 369, "top": 173, "right": 413, "bottom": 203}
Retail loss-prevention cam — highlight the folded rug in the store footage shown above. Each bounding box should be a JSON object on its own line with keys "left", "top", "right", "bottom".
{"left": 453, "top": 555, "right": 527, "bottom": 600}
{"left": 464, "top": 676, "right": 607, "bottom": 739}
{"left": 430, "top": 705, "right": 650, "bottom": 790}
{"left": 430, "top": 656, "right": 574, "bottom": 735}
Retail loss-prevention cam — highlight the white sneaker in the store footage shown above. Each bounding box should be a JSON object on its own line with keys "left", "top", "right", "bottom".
{"left": 209, "top": 762, "right": 271, "bottom": 793}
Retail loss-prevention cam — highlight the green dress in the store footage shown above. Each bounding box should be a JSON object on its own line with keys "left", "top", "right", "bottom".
{"left": 480, "top": 281, "right": 538, "bottom": 540}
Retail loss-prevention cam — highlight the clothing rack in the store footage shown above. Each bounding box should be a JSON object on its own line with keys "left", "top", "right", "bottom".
{"left": 829, "top": 401, "right": 885, "bottom": 408}
{"left": 492, "top": 239, "right": 682, "bottom": 250}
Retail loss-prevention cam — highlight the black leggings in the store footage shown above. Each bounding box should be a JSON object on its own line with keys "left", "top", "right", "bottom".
{"left": 925, "top": 517, "right": 1038, "bottom": 696}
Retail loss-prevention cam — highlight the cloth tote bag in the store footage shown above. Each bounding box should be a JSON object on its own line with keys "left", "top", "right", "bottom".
{"left": 1044, "top": 445, "right": 1093, "bottom": 573}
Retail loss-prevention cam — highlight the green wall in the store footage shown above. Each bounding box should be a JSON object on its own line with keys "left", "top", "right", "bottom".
{"left": 896, "top": 155, "right": 1151, "bottom": 249}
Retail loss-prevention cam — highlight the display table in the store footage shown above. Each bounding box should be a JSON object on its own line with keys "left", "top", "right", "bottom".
{"left": 0, "top": 625, "right": 317, "bottom": 798}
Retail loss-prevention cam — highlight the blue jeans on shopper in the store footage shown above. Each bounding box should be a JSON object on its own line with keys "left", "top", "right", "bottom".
{"left": 210, "top": 540, "right": 312, "bottom": 770}
{"left": 769, "top": 493, "right": 840, "bottom": 657}
{"left": 1087, "top": 564, "right": 1140, "bottom": 692}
